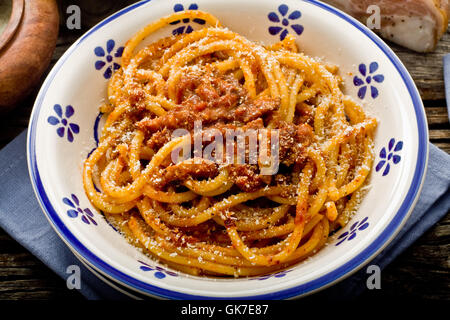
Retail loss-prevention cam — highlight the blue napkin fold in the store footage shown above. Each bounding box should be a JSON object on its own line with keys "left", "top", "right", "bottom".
{"left": 443, "top": 54, "right": 450, "bottom": 123}
{"left": 0, "top": 130, "right": 449, "bottom": 300}
{"left": 0, "top": 131, "right": 127, "bottom": 300}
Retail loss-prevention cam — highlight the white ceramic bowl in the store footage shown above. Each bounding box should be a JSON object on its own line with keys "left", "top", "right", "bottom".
{"left": 27, "top": 0, "right": 428, "bottom": 299}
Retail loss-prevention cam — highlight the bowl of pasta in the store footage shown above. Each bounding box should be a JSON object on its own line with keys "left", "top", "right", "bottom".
{"left": 27, "top": 0, "right": 428, "bottom": 299}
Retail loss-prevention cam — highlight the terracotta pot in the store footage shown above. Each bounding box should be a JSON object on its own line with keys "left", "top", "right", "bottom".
{"left": 0, "top": 0, "right": 59, "bottom": 112}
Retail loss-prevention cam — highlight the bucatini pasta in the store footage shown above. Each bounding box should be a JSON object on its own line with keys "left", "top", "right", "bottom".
{"left": 83, "top": 10, "right": 377, "bottom": 277}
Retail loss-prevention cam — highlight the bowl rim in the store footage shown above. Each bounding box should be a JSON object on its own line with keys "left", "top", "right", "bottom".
{"left": 27, "top": 0, "right": 429, "bottom": 299}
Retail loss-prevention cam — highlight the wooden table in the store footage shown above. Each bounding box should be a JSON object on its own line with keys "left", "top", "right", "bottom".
{"left": 0, "top": 1, "right": 448, "bottom": 300}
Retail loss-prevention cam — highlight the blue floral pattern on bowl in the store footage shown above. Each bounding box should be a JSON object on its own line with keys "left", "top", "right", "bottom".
{"left": 376, "top": 138, "right": 403, "bottom": 176}
{"left": 94, "top": 40, "right": 124, "bottom": 79}
{"left": 251, "top": 269, "right": 293, "bottom": 280}
{"left": 138, "top": 260, "right": 178, "bottom": 279}
{"left": 47, "top": 104, "right": 80, "bottom": 142}
{"left": 63, "top": 194, "right": 97, "bottom": 225}
{"left": 87, "top": 112, "right": 104, "bottom": 159}
{"left": 335, "top": 217, "right": 369, "bottom": 246}
{"left": 268, "top": 4, "right": 303, "bottom": 40}
{"left": 171, "top": 3, "right": 205, "bottom": 35}
{"left": 353, "top": 62, "right": 384, "bottom": 99}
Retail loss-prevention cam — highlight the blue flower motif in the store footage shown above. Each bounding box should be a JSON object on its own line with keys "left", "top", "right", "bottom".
{"left": 335, "top": 217, "right": 369, "bottom": 246}
{"left": 138, "top": 260, "right": 178, "bottom": 279}
{"left": 353, "top": 62, "right": 384, "bottom": 99}
{"left": 87, "top": 112, "right": 104, "bottom": 159}
{"left": 251, "top": 269, "right": 293, "bottom": 280}
{"left": 47, "top": 104, "right": 80, "bottom": 142}
{"left": 94, "top": 39, "right": 124, "bottom": 79}
{"left": 268, "top": 4, "right": 303, "bottom": 41}
{"left": 170, "top": 3, "right": 205, "bottom": 35}
{"left": 375, "top": 138, "right": 403, "bottom": 176}
{"left": 63, "top": 194, "right": 97, "bottom": 225}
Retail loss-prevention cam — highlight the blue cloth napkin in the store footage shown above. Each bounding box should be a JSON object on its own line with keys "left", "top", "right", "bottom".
{"left": 443, "top": 54, "right": 450, "bottom": 123}
{"left": 0, "top": 131, "right": 449, "bottom": 300}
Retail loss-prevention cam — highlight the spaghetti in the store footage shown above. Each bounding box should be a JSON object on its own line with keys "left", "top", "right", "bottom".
{"left": 83, "top": 10, "right": 377, "bottom": 277}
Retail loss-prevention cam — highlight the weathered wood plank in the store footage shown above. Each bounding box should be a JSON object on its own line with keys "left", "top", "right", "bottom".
{"left": 0, "top": 291, "right": 73, "bottom": 300}
{"left": 426, "top": 107, "right": 449, "bottom": 125}
{"left": 0, "top": 268, "right": 42, "bottom": 277}
{"left": 0, "top": 279, "right": 82, "bottom": 300}
{"left": 0, "top": 253, "right": 44, "bottom": 267}
{"left": 430, "top": 129, "right": 450, "bottom": 140}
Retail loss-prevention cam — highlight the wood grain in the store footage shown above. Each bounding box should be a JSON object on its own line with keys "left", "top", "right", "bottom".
{"left": 0, "top": 1, "right": 448, "bottom": 300}
{"left": 425, "top": 107, "right": 449, "bottom": 125}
